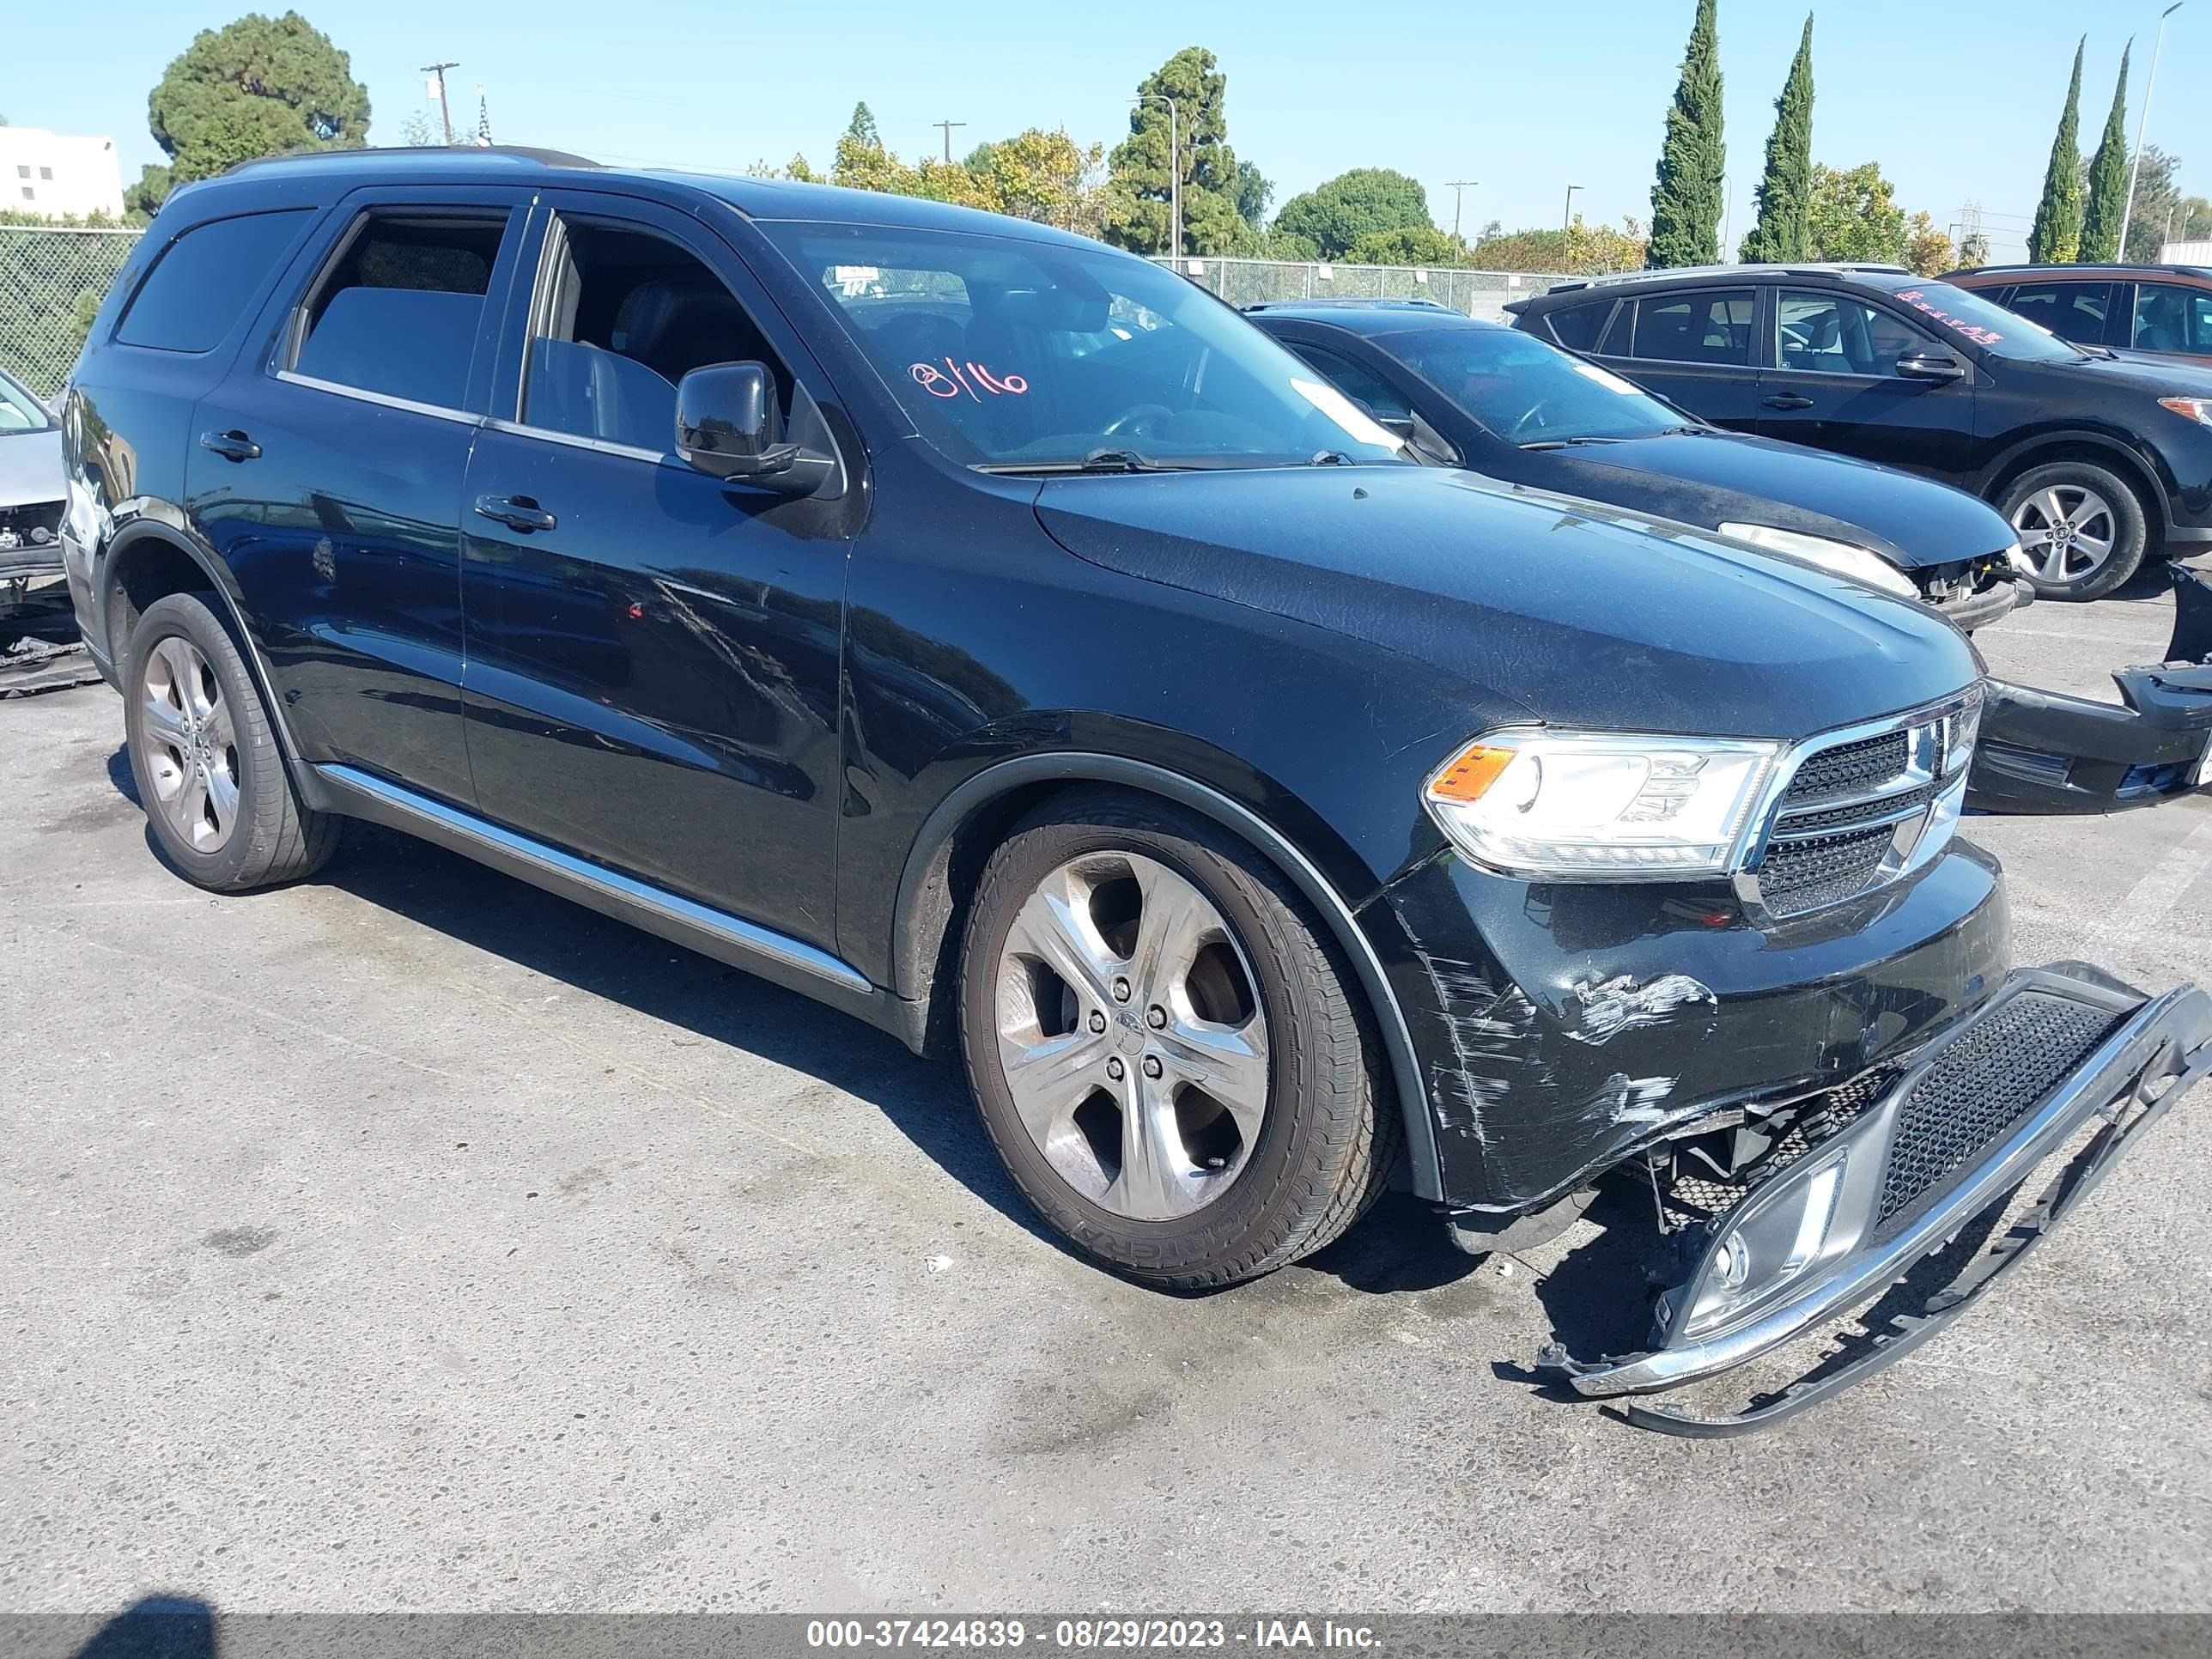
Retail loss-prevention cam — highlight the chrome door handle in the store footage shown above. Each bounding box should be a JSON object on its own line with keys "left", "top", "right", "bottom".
{"left": 473, "top": 495, "right": 557, "bottom": 533}
{"left": 198, "top": 429, "right": 261, "bottom": 461}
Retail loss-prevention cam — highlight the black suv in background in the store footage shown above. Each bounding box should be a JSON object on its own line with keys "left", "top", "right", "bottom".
{"left": 1510, "top": 264, "right": 2212, "bottom": 601}
{"left": 1245, "top": 300, "right": 2027, "bottom": 630}
{"left": 52, "top": 150, "right": 2212, "bottom": 1432}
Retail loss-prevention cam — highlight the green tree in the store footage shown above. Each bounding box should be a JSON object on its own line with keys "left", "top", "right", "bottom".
{"left": 2080, "top": 43, "right": 2132, "bottom": 263}
{"left": 1806, "top": 161, "right": 1907, "bottom": 263}
{"left": 1647, "top": 0, "right": 1725, "bottom": 267}
{"left": 1739, "top": 15, "right": 1814, "bottom": 264}
{"left": 2028, "top": 39, "right": 2087, "bottom": 264}
{"left": 131, "top": 11, "right": 368, "bottom": 215}
{"left": 2121, "top": 148, "right": 2212, "bottom": 260}
{"left": 1271, "top": 168, "right": 1431, "bottom": 260}
{"left": 1346, "top": 224, "right": 1464, "bottom": 267}
{"left": 845, "top": 101, "right": 880, "bottom": 148}
{"left": 1469, "top": 218, "right": 1647, "bottom": 275}
{"left": 1233, "top": 159, "right": 1273, "bottom": 231}
{"left": 1103, "top": 47, "right": 1254, "bottom": 255}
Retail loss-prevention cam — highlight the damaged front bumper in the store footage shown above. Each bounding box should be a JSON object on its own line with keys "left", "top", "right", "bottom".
{"left": 1970, "top": 565, "right": 2212, "bottom": 814}
{"left": 1539, "top": 962, "right": 2212, "bottom": 1435}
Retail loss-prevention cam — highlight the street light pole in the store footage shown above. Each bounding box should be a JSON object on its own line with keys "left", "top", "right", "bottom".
{"left": 1135, "top": 95, "right": 1181, "bottom": 258}
{"left": 1446, "top": 179, "right": 1478, "bottom": 245}
{"left": 1563, "top": 184, "right": 1583, "bottom": 236}
{"left": 2118, "top": 3, "right": 2185, "bottom": 260}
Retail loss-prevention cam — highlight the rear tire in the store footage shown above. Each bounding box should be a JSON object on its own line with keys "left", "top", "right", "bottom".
{"left": 1999, "top": 460, "right": 2150, "bottom": 601}
{"left": 959, "top": 788, "right": 1396, "bottom": 1290}
{"left": 124, "top": 592, "right": 338, "bottom": 891}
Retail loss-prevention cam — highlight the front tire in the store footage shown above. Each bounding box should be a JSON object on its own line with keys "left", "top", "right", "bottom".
{"left": 959, "top": 789, "right": 1396, "bottom": 1290}
{"left": 124, "top": 592, "right": 338, "bottom": 891}
{"left": 1999, "top": 460, "right": 2150, "bottom": 601}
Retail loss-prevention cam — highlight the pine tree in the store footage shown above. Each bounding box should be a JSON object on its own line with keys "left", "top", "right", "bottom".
{"left": 1647, "top": 0, "right": 1726, "bottom": 268}
{"left": 2080, "top": 43, "right": 2133, "bottom": 263}
{"left": 845, "top": 101, "right": 880, "bottom": 149}
{"left": 2028, "top": 40, "right": 2087, "bottom": 264}
{"left": 1739, "top": 15, "right": 1814, "bottom": 264}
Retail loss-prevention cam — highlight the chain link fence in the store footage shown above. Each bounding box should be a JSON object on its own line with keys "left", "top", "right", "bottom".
{"left": 0, "top": 227, "right": 142, "bottom": 399}
{"left": 1152, "top": 255, "right": 1572, "bottom": 320}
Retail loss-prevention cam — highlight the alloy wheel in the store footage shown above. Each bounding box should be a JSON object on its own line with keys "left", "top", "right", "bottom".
{"left": 2011, "top": 483, "right": 2118, "bottom": 586}
{"left": 993, "top": 850, "right": 1271, "bottom": 1221}
{"left": 138, "top": 635, "right": 240, "bottom": 854}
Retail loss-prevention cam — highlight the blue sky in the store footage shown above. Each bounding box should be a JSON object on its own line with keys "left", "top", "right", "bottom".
{"left": 3, "top": 0, "right": 2203, "bottom": 260}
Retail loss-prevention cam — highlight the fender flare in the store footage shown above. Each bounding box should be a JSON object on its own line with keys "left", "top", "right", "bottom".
{"left": 1973, "top": 430, "right": 2174, "bottom": 533}
{"left": 98, "top": 515, "right": 326, "bottom": 805}
{"left": 890, "top": 751, "right": 1444, "bottom": 1200}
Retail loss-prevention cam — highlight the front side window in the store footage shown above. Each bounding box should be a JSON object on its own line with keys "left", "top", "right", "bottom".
{"left": 1775, "top": 290, "right": 1936, "bottom": 376}
{"left": 114, "top": 209, "right": 315, "bottom": 354}
{"left": 2134, "top": 283, "right": 2212, "bottom": 353}
{"left": 1629, "top": 289, "right": 1755, "bottom": 366}
{"left": 757, "top": 222, "right": 1406, "bottom": 471}
{"left": 290, "top": 212, "right": 508, "bottom": 410}
{"left": 1391, "top": 325, "right": 1681, "bottom": 445}
{"left": 0, "top": 368, "right": 52, "bottom": 434}
{"left": 2007, "top": 281, "right": 2115, "bottom": 347}
{"left": 517, "top": 218, "right": 792, "bottom": 454}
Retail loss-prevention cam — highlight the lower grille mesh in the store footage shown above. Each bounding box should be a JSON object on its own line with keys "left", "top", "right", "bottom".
{"left": 1875, "top": 990, "right": 2120, "bottom": 1235}
{"left": 1756, "top": 823, "right": 1893, "bottom": 913}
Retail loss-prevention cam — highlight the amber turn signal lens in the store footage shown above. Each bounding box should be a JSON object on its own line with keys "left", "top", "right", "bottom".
{"left": 1428, "top": 744, "right": 1516, "bottom": 803}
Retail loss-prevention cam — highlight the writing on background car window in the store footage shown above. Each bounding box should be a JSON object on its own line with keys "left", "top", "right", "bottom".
{"left": 1894, "top": 289, "right": 2003, "bottom": 348}
{"left": 911, "top": 359, "right": 1030, "bottom": 400}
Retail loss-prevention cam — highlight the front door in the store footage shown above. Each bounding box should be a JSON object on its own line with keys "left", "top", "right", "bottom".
{"left": 186, "top": 188, "right": 532, "bottom": 807}
{"left": 458, "top": 191, "right": 853, "bottom": 947}
{"left": 1754, "top": 288, "right": 1978, "bottom": 479}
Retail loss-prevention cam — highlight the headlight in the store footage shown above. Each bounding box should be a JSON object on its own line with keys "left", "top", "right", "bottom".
{"left": 1716, "top": 523, "right": 1920, "bottom": 600}
{"left": 2160, "top": 397, "right": 2212, "bottom": 428}
{"left": 1425, "top": 729, "right": 1783, "bottom": 880}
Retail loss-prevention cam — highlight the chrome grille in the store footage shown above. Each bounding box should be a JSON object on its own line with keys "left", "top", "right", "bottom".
{"left": 1745, "top": 690, "right": 1980, "bottom": 920}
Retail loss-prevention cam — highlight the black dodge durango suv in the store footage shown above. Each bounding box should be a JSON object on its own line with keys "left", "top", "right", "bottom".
{"left": 55, "top": 149, "right": 2212, "bottom": 1432}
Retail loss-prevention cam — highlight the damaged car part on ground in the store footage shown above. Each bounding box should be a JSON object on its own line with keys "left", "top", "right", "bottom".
{"left": 53, "top": 149, "right": 2212, "bottom": 1438}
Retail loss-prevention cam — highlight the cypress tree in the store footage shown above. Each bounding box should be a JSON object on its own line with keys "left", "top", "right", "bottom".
{"left": 2080, "top": 43, "right": 2133, "bottom": 263}
{"left": 1740, "top": 15, "right": 1815, "bottom": 264}
{"left": 1647, "top": 0, "right": 1726, "bottom": 268}
{"left": 2028, "top": 40, "right": 2087, "bottom": 264}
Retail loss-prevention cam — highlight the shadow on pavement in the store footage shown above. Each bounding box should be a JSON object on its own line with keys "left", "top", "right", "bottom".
{"left": 70, "top": 1595, "right": 216, "bottom": 1659}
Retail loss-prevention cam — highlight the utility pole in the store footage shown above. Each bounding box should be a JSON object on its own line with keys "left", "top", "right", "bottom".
{"left": 420, "top": 61, "right": 459, "bottom": 146}
{"left": 1563, "top": 184, "right": 1583, "bottom": 236}
{"left": 1446, "top": 179, "right": 1478, "bottom": 244}
{"left": 1134, "top": 94, "right": 1181, "bottom": 258}
{"left": 2118, "top": 3, "right": 2186, "bottom": 260}
{"left": 932, "top": 119, "right": 967, "bottom": 164}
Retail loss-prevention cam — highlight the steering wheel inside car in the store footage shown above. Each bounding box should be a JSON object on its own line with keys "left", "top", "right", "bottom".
{"left": 1101, "top": 403, "right": 1178, "bottom": 441}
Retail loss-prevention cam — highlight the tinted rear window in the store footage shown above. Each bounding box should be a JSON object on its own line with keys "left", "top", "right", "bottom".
{"left": 1545, "top": 301, "right": 1608, "bottom": 351}
{"left": 114, "top": 210, "right": 313, "bottom": 353}
{"left": 1631, "top": 289, "right": 1756, "bottom": 365}
{"left": 292, "top": 215, "right": 507, "bottom": 410}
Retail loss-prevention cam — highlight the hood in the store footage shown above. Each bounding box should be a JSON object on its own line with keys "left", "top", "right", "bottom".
{"left": 0, "top": 428, "right": 64, "bottom": 510}
{"left": 2052, "top": 349, "right": 2212, "bottom": 397}
{"left": 1035, "top": 465, "right": 1980, "bottom": 742}
{"left": 1526, "top": 428, "right": 2015, "bottom": 570}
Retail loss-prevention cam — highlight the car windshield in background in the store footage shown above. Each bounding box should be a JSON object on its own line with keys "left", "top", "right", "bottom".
{"left": 759, "top": 223, "right": 1408, "bottom": 471}
{"left": 0, "top": 370, "right": 53, "bottom": 434}
{"left": 1888, "top": 281, "right": 2086, "bottom": 363}
{"left": 1393, "top": 325, "right": 1681, "bottom": 446}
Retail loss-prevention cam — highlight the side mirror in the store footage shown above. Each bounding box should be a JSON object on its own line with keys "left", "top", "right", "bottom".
{"left": 675, "top": 362, "right": 834, "bottom": 495}
{"left": 1896, "top": 349, "right": 1966, "bottom": 383}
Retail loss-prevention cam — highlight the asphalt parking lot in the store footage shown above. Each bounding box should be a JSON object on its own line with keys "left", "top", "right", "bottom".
{"left": 6, "top": 579, "right": 2212, "bottom": 1616}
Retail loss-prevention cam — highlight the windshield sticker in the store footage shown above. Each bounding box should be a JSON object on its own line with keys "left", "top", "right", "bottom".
{"left": 1894, "top": 289, "right": 2003, "bottom": 348}
{"left": 1289, "top": 376, "right": 1404, "bottom": 451}
{"left": 910, "top": 358, "right": 1029, "bottom": 402}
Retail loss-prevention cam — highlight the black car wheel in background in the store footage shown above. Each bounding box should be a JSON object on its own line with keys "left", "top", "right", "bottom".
{"left": 1509, "top": 264, "right": 2212, "bottom": 600}
{"left": 1249, "top": 299, "right": 2027, "bottom": 629}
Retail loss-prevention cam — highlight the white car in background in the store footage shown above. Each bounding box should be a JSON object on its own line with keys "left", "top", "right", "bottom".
{"left": 1, "top": 364, "right": 66, "bottom": 593}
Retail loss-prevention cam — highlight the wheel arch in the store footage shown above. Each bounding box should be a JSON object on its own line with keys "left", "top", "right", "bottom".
{"left": 1979, "top": 432, "right": 2173, "bottom": 545}
{"left": 888, "top": 750, "right": 1444, "bottom": 1200}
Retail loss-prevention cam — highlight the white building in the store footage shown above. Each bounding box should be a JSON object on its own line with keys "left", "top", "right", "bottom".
{"left": 2164, "top": 240, "right": 2212, "bottom": 266}
{"left": 0, "top": 127, "right": 126, "bottom": 220}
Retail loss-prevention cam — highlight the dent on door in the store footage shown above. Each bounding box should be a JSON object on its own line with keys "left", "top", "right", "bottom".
{"left": 1970, "top": 567, "right": 2212, "bottom": 814}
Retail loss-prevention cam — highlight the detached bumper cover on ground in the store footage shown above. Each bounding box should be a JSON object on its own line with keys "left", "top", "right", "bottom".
{"left": 1540, "top": 962, "right": 2212, "bottom": 1435}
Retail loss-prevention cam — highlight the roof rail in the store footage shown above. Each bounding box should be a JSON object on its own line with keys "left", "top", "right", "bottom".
{"left": 1547, "top": 259, "right": 1910, "bottom": 295}
{"left": 222, "top": 143, "right": 602, "bottom": 179}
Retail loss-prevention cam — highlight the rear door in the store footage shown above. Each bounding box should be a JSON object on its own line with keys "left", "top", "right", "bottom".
{"left": 456, "top": 189, "right": 853, "bottom": 945}
{"left": 185, "top": 185, "right": 532, "bottom": 807}
{"left": 1753, "top": 288, "right": 1978, "bottom": 479}
{"left": 2125, "top": 279, "right": 2212, "bottom": 369}
{"left": 1591, "top": 285, "right": 1763, "bottom": 430}
{"left": 2002, "top": 278, "right": 2120, "bottom": 350}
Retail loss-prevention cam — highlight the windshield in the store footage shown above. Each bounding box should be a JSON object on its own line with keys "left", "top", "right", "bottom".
{"left": 758, "top": 222, "right": 1407, "bottom": 471}
{"left": 1390, "top": 325, "right": 1681, "bottom": 445}
{"left": 0, "top": 370, "right": 52, "bottom": 434}
{"left": 1887, "top": 282, "right": 2087, "bottom": 363}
